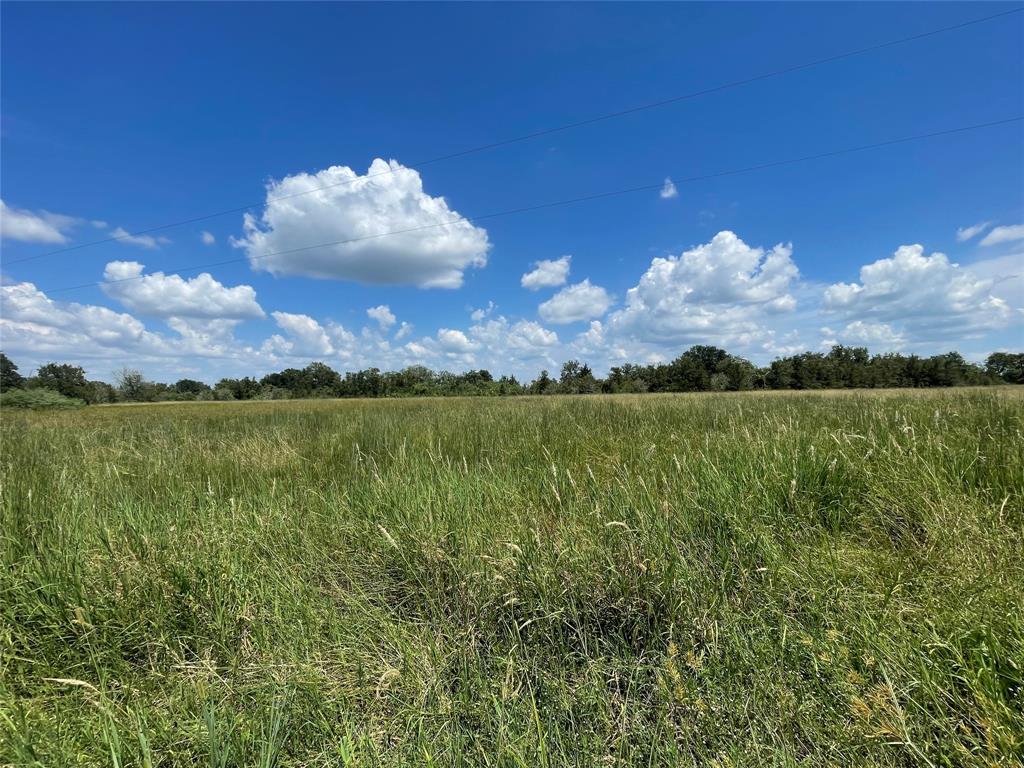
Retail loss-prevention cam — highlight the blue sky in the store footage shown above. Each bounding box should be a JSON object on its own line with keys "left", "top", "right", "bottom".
{"left": 1, "top": 2, "right": 1022, "bottom": 383}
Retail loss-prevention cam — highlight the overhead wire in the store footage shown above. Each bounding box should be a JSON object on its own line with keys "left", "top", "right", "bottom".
{"left": 41, "top": 115, "right": 1023, "bottom": 295}
{"left": 9, "top": 5, "right": 1022, "bottom": 266}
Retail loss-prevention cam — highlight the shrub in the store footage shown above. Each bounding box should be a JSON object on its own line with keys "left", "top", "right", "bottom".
{"left": 0, "top": 387, "right": 85, "bottom": 410}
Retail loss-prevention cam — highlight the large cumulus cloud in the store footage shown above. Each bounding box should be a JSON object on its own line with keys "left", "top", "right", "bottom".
{"left": 233, "top": 159, "right": 490, "bottom": 289}
{"left": 823, "top": 244, "right": 1012, "bottom": 339}
{"left": 608, "top": 231, "right": 799, "bottom": 346}
{"left": 102, "top": 261, "right": 264, "bottom": 319}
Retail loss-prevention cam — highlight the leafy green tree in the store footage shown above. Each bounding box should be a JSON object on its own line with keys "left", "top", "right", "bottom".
{"left": 684, "top": 345, "right": 730, "bottom": 376}
{"left": 986, "top": 352, "right": 1024, "bottom": 384}
{"left": 664, "top": 355, "right": 708, "bottom": 392}
{"left": 217, "top": 377, "right": 260, "bottom": 400}
{"left": 717, "top": 356, "right": 756, "bottom": 391}
{"left": 115, "top": 368, "right": 147, "bottom": 401}
{"left": 826, "top": 345, "right": 870, "bottom": 387}
{"left": 303, "top": 362, "right": 342, "bottom": 395}
{"left": 35, "top": 363, "right": 91, "bottom": 401}
{"left": 88, "top": 381, "right": 118, "bottom": 404}
{"left": 213, "top": 386, "right": 237, "bottom": 401}
{"left": 530, "top": 370, "right": 556, "bottom": 395}
{"left": 558, "top": 360, "right": 598, "bottom": 394}
{"left": 173, "top": 378, "right": 211, "bottom": 396}
{"left": 0, "top": 353, "right": 24, "bottom": 392}
{"left": 496, "top": 375, "right": 522, "bottom": 395}
{"left": 605, "top": 364, "right": 648, "bottom": 393}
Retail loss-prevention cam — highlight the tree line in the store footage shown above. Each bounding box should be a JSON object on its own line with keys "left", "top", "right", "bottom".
{"left": 1, "top": 347, "right": 1021, "bottom": 405}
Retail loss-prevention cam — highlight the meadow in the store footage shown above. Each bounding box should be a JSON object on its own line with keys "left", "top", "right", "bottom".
{"left": 1, "top": 389, "right": 1022, "bottom": 766}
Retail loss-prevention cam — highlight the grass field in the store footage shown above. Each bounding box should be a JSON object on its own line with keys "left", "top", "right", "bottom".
{"left": 2, "top": 389, "right": 1022, "bottom": 766}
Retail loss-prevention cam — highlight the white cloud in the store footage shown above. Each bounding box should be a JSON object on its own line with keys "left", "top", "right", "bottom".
{"left": 608, "top": 231, "right": 798, "bottom": 345}
{"left": 0, "top": 281, "right": 370, "bottom": 380}
{"left": 0, "top": 281, "right": 75, "bottom": 326}
{"left": 956, "top": 221, "right": 992, "bottom": 242}
{"left": 470, "top": 301, "right": 495, "bottom": 321}
{"left": 115, "top": 230, "right": 162, "bottom": 248}
{"left": 521, "top": 256, "right": 571, "bottom": 290}
{"left": 822, "top": 321, "right": 906, "bottom": 349}
{"left": 462, "top": 316, "right": 559, "bottom": 363}
{"left": 265, "top": 312, "right": 336, "bottom": 357}
{"left": 234, "top": 159, "right": 490, "bottom": 289}
{"left": 660, "top": 178, "right": 678, "bottom": 200}
{"left": 437, "top": 328, "right": 479, "bottom": 353}
{"left": 109, "top": 227, "right": 170, "bottom": 250}
{"left": 0, "top": 281, "right": 160, "bottom": 358}
{"left": 0, "top": 200, "right": 79, "bottom": 243}
{"left": 367, "top": 304, "right": 396, "bottom": 330}
{"left": 980, "top": 224, "right": 1024, "bottom": 247}
{"left": 538, "top": 279, "right": 613, "bottom": 324}
{"left": 101, "top": 262, "right": 264, "bottom": 319}
{"left": 168, "top": 317, "right": 244, "bottom": 356}
{"left": 0, "top": 280, "right": 280, "bottom": 375}
{"left": 0, "top": 282, "right": 158, "bottom": 349}
{"left": 394, "top": 321, "right": 413, "bottom": 341}
{"left": 329, "top": 322, "right": 358, "bottom": 349}
{"left": 823, "top": 244, "right": 1012, "bottom": 340}
{"left": 961, "top": 252, "right": 1023, "bottom": 309}
{"left": 504, "top": 319, "right": 559, "bottom": 352}
{"left": 201, "top": 231, "right": 216, "bottom": 245}
{"left": 570, "top": 320, "right": 629, "bottom": 361}
{"left": 4, "top": 226, "right": 1017, "bottom": 384}
{"left": 403, "top": 341, "right": 431, "bottom": 359}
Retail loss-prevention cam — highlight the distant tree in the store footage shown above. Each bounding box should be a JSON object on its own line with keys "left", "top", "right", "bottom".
{"left": 213, "top": 386, "right": 237, "bottom": 401}
{"left": 717, "top": 356, "right": 756, "bottom": 391}
{"left": 765, "top": 357, "right": 795, "bottom": 390}
{"left": 664, "top": 354, "right": 708, "bottom": 392}
{"left": 35, "top": 363, "right": 91, "bottom": 401}
{"left": 115, "top": 368, "right": 147, "bottom": 401}
{"left": 216, "top": 377, "right": 260, "bottom": 400}
{"left": 303, "top": 362, "right": 342, "bottom": 395}
{"left": 88, "top": 381, "right": 118, "bottom": 404}
{"left": 257, "top": 385, "right": 291, "bottom": 400}
{"left": 173, "top": 378, "right": 211, "bottom": 396}
{"left": 708, "top": 372, "right": 729, "bottom": 391}
{"left": 826, "top": 345, "right": 870, "bottom": 387}
{"left": 0, "top": 353, "right": 24, "bottom": 392}
{"left": 986, "top": 352, "right": 1024, "bottom": 384}
{"left": 684, "top": 345, "right": 730, "bottom": 377}
{"left": 458, "top": 369, "right": 494, "bottom": 393}
{"left": 531, "top": 370, "right": 557, "bottom": 395}
{"left": 4, "top": 344, "right": 1010, "bottom": 406}
{"left": 496, "top": 375, "right": 523, "bottom": 395}
{"left": 868, "top": 353, "right": 912, "bottom": 388}
{"left": 920, "top": 352, "right": 987, "bottom": 387}
{"left": 557, "top": 360, "right": 598, "bottom": 394}
{"left": 605, "top": 363, "right": 648, "bottom": 393}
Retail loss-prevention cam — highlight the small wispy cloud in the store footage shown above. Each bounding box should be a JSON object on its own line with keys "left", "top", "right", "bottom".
{"left": 980, "top": 224, "right": 1024, "bottom": 247}
{"left": 201, "top": 231, "right": 215, "bottom": 245}
{"left": 659, "top": 177, "right": 679, "bottom": 200}
{"left": 471, "top": 301, "right": 495, "bottom": 321}
{"left": 0, "top": 200, "right": 80, "bottom": 243}
{"left": 367, "top": 304, "right": 396, "bottom": 330}
{"left": 956, "top": 221, "right": 992, "bottom": 242}
{"left": 110, "top": 226, "right": 170, "bottom": 249}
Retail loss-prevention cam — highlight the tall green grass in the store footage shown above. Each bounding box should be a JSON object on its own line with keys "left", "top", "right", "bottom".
{"left": 2, "top": 389, "right": 1022, "bottom": 766}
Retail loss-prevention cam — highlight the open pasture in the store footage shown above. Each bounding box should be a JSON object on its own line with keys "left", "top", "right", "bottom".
{"left": 2, "top": 389, "right": 1022, "bottom": 766}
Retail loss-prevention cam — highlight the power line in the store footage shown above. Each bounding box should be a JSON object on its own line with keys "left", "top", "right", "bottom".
{"left": 10, "top": 5, "right": 1022, "bottom": 266}
{"left": 42, "top": 115, "right": 1022, "bottom": 296}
